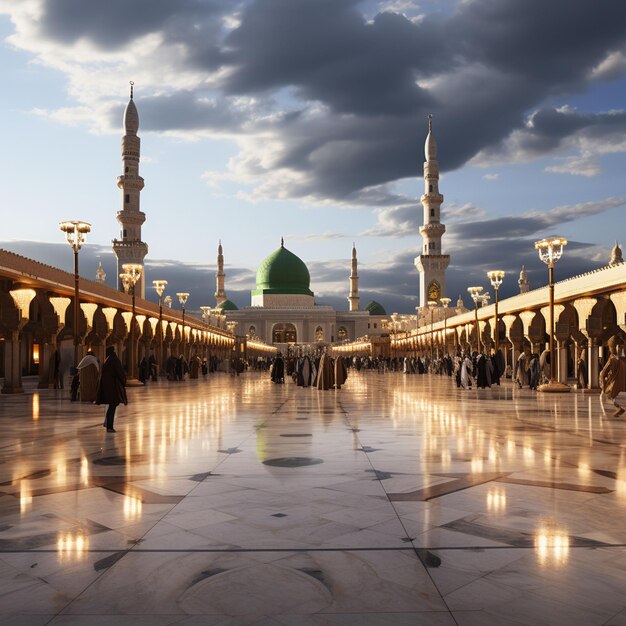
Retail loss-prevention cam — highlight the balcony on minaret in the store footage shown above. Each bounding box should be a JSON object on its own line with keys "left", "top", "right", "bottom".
{"left": 117, "top": 175, "right": 145, "bottom": 191}
{"left": 116, "top": 210, "right": 146, "bottom": 225}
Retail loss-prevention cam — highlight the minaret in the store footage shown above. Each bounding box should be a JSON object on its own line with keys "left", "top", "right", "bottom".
{"left": 610, "top": 241, "right": 624, "bottom": 266}
{"left": 112, "top": 82, "right": 148, "bottom": 298}
{"left": 215, "top": 240, "right": 227, "bottom": 305}
{"left": 95, "top": 260, "right": 106, "bottom": 284}
{"left": 518, "top": 265, "right": 529, "bottom": 293}
{"left": 415, "top": 114, "right": 450, "bottom": 308}
{"left": 348, "top": 243, "right": 360, "bottom": 311}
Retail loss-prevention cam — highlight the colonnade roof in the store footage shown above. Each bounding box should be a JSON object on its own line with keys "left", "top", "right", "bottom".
{"left": 0, "top": 248, "right": 230, "bottom": 337}
{"left": 422, "top": 262, "right": 626, "bottom": 335}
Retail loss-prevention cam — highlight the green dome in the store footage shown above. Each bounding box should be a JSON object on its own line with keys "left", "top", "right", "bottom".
{"left": 365, "top": 300, "right": 387, "bottom": 316}
{"left": 253, "top": 243, "right": 313, "bottom": 296}
{"left": 216, "top": 299, "right": 238, "bottom": 311}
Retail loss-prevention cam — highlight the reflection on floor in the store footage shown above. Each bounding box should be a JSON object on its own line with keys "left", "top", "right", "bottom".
{"left": 1, "top": 371, "right": 626, "bottom": 624}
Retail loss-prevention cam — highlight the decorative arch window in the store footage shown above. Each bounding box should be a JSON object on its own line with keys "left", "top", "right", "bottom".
{"left": 337, "top": 327, "right": 348, "bottom": 340}
{"left": 272, "top": 323, "right": 297, "bottom": 343}
{"left": 315, "top": 326, "right": 324, "bottom": 342}
{"left": 248, "top": 325, "right": 256, "bottom": 337}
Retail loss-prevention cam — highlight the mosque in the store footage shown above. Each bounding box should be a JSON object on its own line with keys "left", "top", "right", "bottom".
{"left": 210, "top": 239, "right": 389, "bottom": 348}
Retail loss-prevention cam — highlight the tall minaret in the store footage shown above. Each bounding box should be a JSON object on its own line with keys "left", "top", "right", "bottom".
{"left": 415, "top": 115, "right": 450, "bottom": 308}
{"left": 112, "top": 82, "right": 148, "bottom": 298}
{"left": 348, "top": 243, "right": 360, "bottom": 311}
{"left": 518, "top": 265, "right": 529, "bottom": 293}
{"left": 215, "top": 240, "right": 227, "bottom": 305}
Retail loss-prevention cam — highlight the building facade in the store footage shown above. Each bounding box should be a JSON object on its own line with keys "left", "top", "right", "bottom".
{"left": 217, "top": 240, "right": 389, "bottom": 349}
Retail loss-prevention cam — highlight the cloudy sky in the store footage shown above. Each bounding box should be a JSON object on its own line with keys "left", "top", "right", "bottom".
{"left": 1, "top": 0, "right": 625, "bottom": 314}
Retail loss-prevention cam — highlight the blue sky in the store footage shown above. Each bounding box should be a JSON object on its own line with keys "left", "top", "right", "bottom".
{"left": 0, "top": 0, "right": 625, "bottom": 315}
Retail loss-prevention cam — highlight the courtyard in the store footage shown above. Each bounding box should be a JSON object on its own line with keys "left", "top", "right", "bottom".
{"left": 0, "top": 372, "right": 625, "bottom": 625}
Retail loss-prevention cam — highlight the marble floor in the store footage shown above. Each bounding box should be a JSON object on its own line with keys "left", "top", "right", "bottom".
{"left": 1, "top": 371, "right": 626, "bottom": 625}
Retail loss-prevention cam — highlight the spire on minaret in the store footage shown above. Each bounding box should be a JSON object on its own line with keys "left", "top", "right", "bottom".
{"left": 281, "top": 236, "right": 284, "bottom": 248}
{"left": 610, "top": 241, "right": 624, "bottom": 266}
{"left": 518, "top": 265, "right": 529, "bottom": 293}
{"left": 113, "top": 83, "right": 148, "bottom": 298}
{"left": 215, "top": 240, "right": 227, "bottom": 305}
{"left": 415, "top": 114, "right": 450, "bottom": 308}
{"left": 348, "top": 242, "right": 360, "bottom": 311}
{"left": 95, "top": 260, "right": 106, "bottom": 284}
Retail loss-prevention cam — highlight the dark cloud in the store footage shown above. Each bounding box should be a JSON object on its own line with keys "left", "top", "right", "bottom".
{"left": 25, "top": 0, "right": 626, "bottom": 202}
{"left": 41, "top": 0, "right": 229, "bottom": 55}
{"left": 477, "top": 107, "right": 626, "bottom": 165}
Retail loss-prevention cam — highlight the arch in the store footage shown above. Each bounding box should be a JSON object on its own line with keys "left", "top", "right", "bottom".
{"left": 337, "top": 326, "right": 348, "bottom": 340}
{"left": 248, "top": 325, "right": 256, "bottom": 337}
{"left": 315, "top": 326, "right": 324, "bottom": 342}
{"left": 272, "top": 323, "right": 297, "bottom": 343}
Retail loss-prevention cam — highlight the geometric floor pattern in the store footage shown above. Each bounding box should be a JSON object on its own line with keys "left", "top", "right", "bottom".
{"left": 1, "top": 371, "right": 626, "bottom": 625}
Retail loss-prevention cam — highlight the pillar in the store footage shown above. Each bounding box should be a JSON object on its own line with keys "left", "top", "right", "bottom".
{"left": 2, "top": 331, "right": 23, "bottom": 394}
{"left": 557, "top": 339, "right": 568, "bottom": 384}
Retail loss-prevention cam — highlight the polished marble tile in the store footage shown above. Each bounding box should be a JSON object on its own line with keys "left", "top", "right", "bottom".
{"left": 2, "top": 371, "right": 626, "bottom": 622}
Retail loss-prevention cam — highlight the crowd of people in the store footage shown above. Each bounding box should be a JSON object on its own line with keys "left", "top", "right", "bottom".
{"left": 62, "top": 333, "right": 626, "bottom": 431}
{"left": 269, "top": 351, "right": 348, "bottom": 390}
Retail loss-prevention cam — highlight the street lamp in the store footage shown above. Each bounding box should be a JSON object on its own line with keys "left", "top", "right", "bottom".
{"left": 467, "top": 286, "right": 484, "bottom": 354}
{"left": 121, "top": 263, "right": 142, "bottom": 383}
{"left": 390, "top": 312, "right": 399, "bottom": 362}
{"left": 535, "top": 236, "right": 569, "bottom": 393}
{"left": 200, "top": 306, "right": 211, "bottom": 361}
{"left": 59, "top": 220, "right": 91, "bottom": 368}
{"left": 163, "top": 295, "right": 172, "bottom": 309}
{"left": 440, "top": 297, "right": 451, "bottom": 357}
{"left": 176, "top": 292, "right": 190, "bottom": 357}
{"left": 153, "top": 280, "right": 168, "bottom": 373}
{"left": 428, "top": 300, "right": 437, "bottom": 365}
{"left": 487, "top": 271, "right": 505, "bottom": 353}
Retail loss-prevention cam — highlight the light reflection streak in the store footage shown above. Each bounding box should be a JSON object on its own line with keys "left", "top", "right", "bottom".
{"left": 80, "top": 456, "right": 89, "bottom": 486}
{"left": 32, "top": 394, "right": 40, "bottom": 421}
{"left": 123, "top": 495, "right": 142, "bottom": 521}
{"left": 57, "top": 531, "right": 89, "bottom": 562}
{"left": 19, "top": 480, "right": 32, "bottom": 514}
{"left": 535, "top": 521, "right": 570, "bottom": 568}
{"left": 486, "top": 488, "right": 506, "bottom": 514}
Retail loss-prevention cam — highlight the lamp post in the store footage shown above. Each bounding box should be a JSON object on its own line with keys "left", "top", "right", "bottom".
{"left": 414, "top": 306, "right": 420, "bottom": 358}
{"left": 200, "top": 306, "right": 211, "bottom": 360}
{"left": 535, "top": 237, "right": 569, "bottom": 393}
{"left": 59, "top": 221, "right": 91, "bottom": 368}
{"left": 467, "top": 286, "right": 484, "bottom": 354}
{"left": 487, "top": 270, "right": 504, "bottom": 353}
{"left": 153, "top": 280, "right": 168, "bottom": 373}
{"left": 121, "top": 263, "right": 142, "bottom": 383}
{"left": 390, "top": 312, "right": 399, "bottom": 362}
{"left": 440, "top": 297, "right": 451, "bottom": 357}
{"left": 428, "top": 300, "right": 437, "bottom": 365}
{"left": 176, "top": 292, "right": 190, "bottom": 358}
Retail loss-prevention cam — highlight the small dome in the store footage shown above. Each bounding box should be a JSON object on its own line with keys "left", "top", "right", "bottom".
{"left": 124, "top": 98, "right": 139, "bottom": 135}
{"left": 255, "top": 243, "right": 313, "bottom": 296}
{"left": 365, "top": 300, "right": 387, "bottom": 316}
{"left": 216, "top": 299, "right": 238, "bottom": 311}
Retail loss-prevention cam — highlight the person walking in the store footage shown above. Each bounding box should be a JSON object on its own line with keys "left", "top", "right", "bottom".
{"left": 77, "top": 351, "right": 100, "bottom": 402}
{"left": 600, "top": 336, "right": 626, "bottom": 417}
{"left": 529, "top": 354, "right": 541, "bottom": 390}
{"left": 96, "top": 346, "right": 127, "bottom": 433}
{"left": 516, "top": 350, "right": 530, "bottom": 388}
